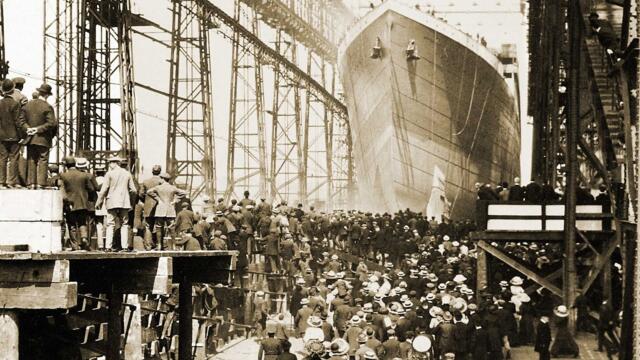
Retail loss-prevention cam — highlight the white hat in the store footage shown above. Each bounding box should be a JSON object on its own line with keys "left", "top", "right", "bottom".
{"left": 554, "top": 305, "right": 569, "bottom": 318}
{"left": 510, "top": 276, "right": 524, "bottom": 286}
{"left": 453, "top": 274, "right": 467, "bottom": 284}
{"left": 443, "top": 235, "right": 450, "bottom": 241}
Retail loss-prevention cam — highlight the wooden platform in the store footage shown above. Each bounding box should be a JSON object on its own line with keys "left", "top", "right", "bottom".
{"left": 0, "top": 250, "right": 237, "bottom": 359}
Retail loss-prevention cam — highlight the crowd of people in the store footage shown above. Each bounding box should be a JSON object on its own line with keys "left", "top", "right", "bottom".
{"left": 240, "top": 207, "right": 621, "bottom": 359}
{"left": 475, "top": 177, "right": 611, "bottom": 206}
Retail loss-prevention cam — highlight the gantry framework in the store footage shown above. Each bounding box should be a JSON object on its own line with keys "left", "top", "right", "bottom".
{"left": 166, "top": 0, "right": 217, "bottom": 200}
{"left": 525, "top": 0, "right": 637, "bottom": 339}
{"left": 44, "top": 0, "right": 139, "bottom": 171}
{"left": 43, "top": 0, "right": 354, "bottom": 206}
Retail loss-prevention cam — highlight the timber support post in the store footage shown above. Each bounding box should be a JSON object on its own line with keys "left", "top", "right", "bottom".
{"left": 178, "top": 275, "right": 194, "bottom": 360}
{"left": 564, "top": 0, "right": 581, "bottom": 333}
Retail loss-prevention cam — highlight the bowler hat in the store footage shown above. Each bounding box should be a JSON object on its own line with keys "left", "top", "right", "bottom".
{"left": 36, "top": 83, "right": 53, "bottom": 96}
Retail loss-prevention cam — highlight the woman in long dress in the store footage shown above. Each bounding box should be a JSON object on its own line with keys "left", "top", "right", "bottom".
{"left": 550, "top": 305, "right": 580, "bottom": 357}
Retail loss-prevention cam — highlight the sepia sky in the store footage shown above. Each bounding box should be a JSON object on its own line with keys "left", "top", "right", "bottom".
{"left": 4, "top": 0, "right": 533, "bottom": 190}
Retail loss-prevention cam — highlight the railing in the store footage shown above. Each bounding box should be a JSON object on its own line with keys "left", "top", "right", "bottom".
{"left": 475, "top": 201, "right": 612, "bottom": 232}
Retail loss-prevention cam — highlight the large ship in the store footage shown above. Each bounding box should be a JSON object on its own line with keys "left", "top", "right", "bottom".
{"left": 338, "top": 1, "right": 521, "bottom": 219}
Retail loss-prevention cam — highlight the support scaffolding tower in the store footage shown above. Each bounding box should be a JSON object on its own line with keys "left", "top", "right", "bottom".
{"left": 166, "top": 0, "right": 216, "bottom": 200}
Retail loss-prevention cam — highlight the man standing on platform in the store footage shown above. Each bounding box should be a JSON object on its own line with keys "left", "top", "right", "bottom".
{"left": 139, "top": 164, "right": 163, "bottom": 248}
{"left": 146, "top": 173, "right": 186, "bottom": 250}
{"left": 22, "top": 83, "right": 57, "bottom": 189}
{"left": 60, "top": 156, "right": 97, "bottom": 250}
{"left": 9, "top": 77, "right": 27, "bottom": 107}
{"left": 96, "top": 156, "right": 137, "bottom": 251}
{"left": 0, "top": 79, "right": 25, "bottom": 189}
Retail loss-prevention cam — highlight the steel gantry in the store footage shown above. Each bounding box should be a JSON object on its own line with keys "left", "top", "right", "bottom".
{"left": 44, "top": 0, "right": 139, "bottom": 171}
{"left": 202, "top": 0, "right": 355, "bottom": 208}
{"left": 166, "top": 0, "right": 217, "bottom": 200}
{"left": 225, "top": 0, "right": 268, "bottom": 201}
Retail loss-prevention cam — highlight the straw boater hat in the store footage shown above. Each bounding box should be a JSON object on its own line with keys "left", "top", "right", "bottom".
{"left": 329, "top": 339, "right": 349, "bottom": 356}
{"left": 442, "top": 311, "right": 453, "bottom": 322}
{"left": 305, "top": 340, "right": 325, "bottom": 356}
{"left": 453, "top": 274, "right": 467, "bottom": 284}
{"left": 363, "top": 303, "right": 373, "bottom": 313}
{"left": 412, "top": 335, "right": 432, "bottom": 353}
{"left": 363, "top": 350, "right": 378, "bottom": 359}
{"left": 554, "top": 305, "right": 570, "bottom": 318}
{"left": 510, "top": 276, "right": 524, "bottom": 286}
{"left": 429, "top": 306, "right": 443, "bottom": 318}
{"left": 307, "top": 315, "right": 323, "bottom": 328}
{"left": 426, "top": 293, "right": 436, "bottom": 301}
{"left": 349, "top": 315, "right": 361, "bottom": 326}
{"left": 499, "top": 280, "right": 509, "bottom": 287}
{"left": 325, "top": 271, "right": 338, "bottom": 280}
{"left": 402, "top": 300, "right": 414, "bottom": 309}
{"left": 451, "top": 297, "right": 468, "bottom": 313}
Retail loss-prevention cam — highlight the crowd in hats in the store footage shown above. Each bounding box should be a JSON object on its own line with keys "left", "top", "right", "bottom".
{"left": 238, "top": 202, "right": 620, "bottom": 360}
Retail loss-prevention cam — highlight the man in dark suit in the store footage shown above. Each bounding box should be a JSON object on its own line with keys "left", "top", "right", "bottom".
{"left": 589, "top": 12, "right": 619, "bottom": 51}
{"left": 60, "top": 157, "right": 98, "bottom": 250}
{"left": 139, "top": 165, "right": 163, "bottom": 248}
{"left": 276, "top": 339, "right": 295, "bottom": 360}
{"left": 525, "top": 181, "right": 543, "bottom": 203}
{"left": 382, "top": 328, "right": 401, "bottom": 360}
{"left": 22, "top": 83, "right": 57, "bottom": 188}
{"left": 534, "top": 315, "right": 552, "bottom": 360}
{"left": 0, "top": 79, "right": 25, "bottom": 188}
{"left": 263, "top": 228, "right": 280, "bottom": 273}
{"left": 471, "top": 321, "right": 489, "bottom": 360}
{"left": 508, "top": 177, "right": 525, "bottom": 201}
{"left": 258, "top": 328, "right": 282, "bottom": 360}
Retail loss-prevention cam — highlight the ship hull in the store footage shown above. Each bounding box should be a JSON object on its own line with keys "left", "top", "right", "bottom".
{"left": 339, "top": 3, "right": 521, "bottom": 219}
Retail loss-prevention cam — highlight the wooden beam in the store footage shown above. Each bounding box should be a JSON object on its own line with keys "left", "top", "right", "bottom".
{"left": 470, "top": 231, "right": 565, "bottom": 242}
{"left": 581, "top": 234, "right": 620, "bottom": 293}
{"left": 70, "top": 257, "right": 173, "bottom": 294}
{"left": 477, "top": 241, "right": 563, "bottom": 296}
{"left": 477, "top": 247, "right": 488, "bottom": 294}
{"left": 173, "top": 255, "right": 234, "bottom": 284}
{"left": 577, "top": 230, "right": 600, "bottom": 255}
{"left": 525, "top": 268, "right": 563, "bottom": 295}
{"left": 0, "top": 282, "right": 77, "bottom": 309}
{"left": 107, "top": 289, "right": 123, "bottom": 360}
{"left": 0, "top": 260, "right": 69, "bottom": 283}
{"left": 178, "top": 277, "right": 193, "bottom": 360}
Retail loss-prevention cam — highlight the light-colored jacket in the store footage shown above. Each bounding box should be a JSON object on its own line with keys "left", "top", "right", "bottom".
{"left": 147, "top": 182, "right": 186, "bottom": 218}
{"left": 96, "top": 166, "right": 137, "bottom": 210}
